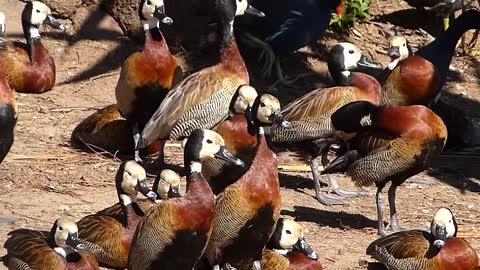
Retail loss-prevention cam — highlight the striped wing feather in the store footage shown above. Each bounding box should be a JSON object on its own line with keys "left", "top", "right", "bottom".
{"left": 261, "top": 250, "right": 289, "bottom": 270}
{"left": 140, "top": 66, "right": 244, "bottom": 144}
{"left": 3, "top": 229, "right": 66, "bottom": 269}
{"left": 367, "top": 230, "right": 433, "bottom": 259}
{"left": 347, "top": 138, "right": 422, "bottom": 187}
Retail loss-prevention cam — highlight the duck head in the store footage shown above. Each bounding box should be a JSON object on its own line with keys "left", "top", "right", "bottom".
{"left": 269, "top": 218, "right": 318, "bottom": 260}
{"left": 216, "top": 0, "right": 264, "bottom": 22}
{"left": 431, "top": 207, "right": 457, "bottom": 248}
{"left": 328, "top": 42, "right": 383, "bottom": 86}
{"left": 387, "top": 36, "right": 412, "bottom": 70}
{"left": 116, "top": 161, "right": 157, "bottom": 204}
{"left": 0, "top": 11, "right": 5, "bottom": 40}
{"left": 153, "top": 169, "right": 181, "bottom": 199}
{"left": 48, "top": 219, "right": 85, "bottom": 257}
{"left": 184, "top": 129, "right": 244, "bottom": 173}
{"left": 331, "top": 100, "right": 380, "bottom": 142}
{"left": 229, "top": 85, "right": 258, "bottom": 116}
{"left": 248, "top": 94, "right": 291, "bottom": 130}
{"left": 22, "top": 1, "right": 64, "bottom": 44}
{"left": 139, "top": 0, "right": 173, "bottom": 30}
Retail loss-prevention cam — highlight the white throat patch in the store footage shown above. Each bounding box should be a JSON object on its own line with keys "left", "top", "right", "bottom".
{"left": 360, "top": 114, "right": 372, "bottom": 126}
{"left": 142, "top": 19, "right": 159, "bottom": 30}
{"left": 190, "top": 162, "right": 202, "bottom": 173}
{"left": 119, "top": 194, "right": 136, "bottom": 206}
{"left": 29, "top": 27, "right": 40, "bottom": 39}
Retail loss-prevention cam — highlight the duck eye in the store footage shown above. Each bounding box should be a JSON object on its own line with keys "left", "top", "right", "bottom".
{"left": 58, "top": 226, "right": 63, "bottom": 231}
{"left": 285, "top": 230, "right": 292, "bottom": 234}
{"left": 348, "top": 49, "right": 354, "bottom": 54}
{"left": 260, "top": 102, "right": 266, "bottom": 107}
{"left": 36, "top": 9, "right": 41, "bottom": 13}
{"left": 403, "top": 43, "right": 406, "bottom": 47}
{"left": 146, "top": 0, "right": 151, "bottom": 5}
{"left": 206, "top": 139, "right": 213, "bottom": 144}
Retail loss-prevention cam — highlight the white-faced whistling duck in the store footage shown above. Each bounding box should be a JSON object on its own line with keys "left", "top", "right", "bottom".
{"left": 1, "top": 219, "right": 99, "bottom": 270}
{"left": 96, "top": 168, "right": 181, "bottom": 217}
{"left": 128, "top": 129, "right": 244, "bottom": 270}
{"left": 0, "top": 1, "right": 64, "bottom": 94}
{"left": 0, "top": 22, "right": 16, "bottom": 165}
{"left": 136, "top": 0, "right": 264, "bottom": 167}
{"left": 202, "top": 85, "right": 278, "bottom": 195}
{"left": 76, "top": 161, "right": 157, "bottom": 269}
{"left": 269, "top": 42, "right": 383, "bottom": 206}
{"left": 203, "top": 94, "right": 285, "bottom": 270}
{"left": 71, "top": 104, "right": 163, "bottom": 156}
{"left": 381, "top": 10, "right": 480, "bottom": 106}
{"left": 261, "top": 218, "right": 322, "bottom": 270}
{"left": 322, "top": 101, "right": 447, "bottom": 236}
{"left": 367, "top": 207, "right": 479, "bottom": 270}
{"left": 404, "top": 0, "right": 461, "bottom": 30}
{"left": 115, "top": 0, "right": 183, "bottom": 162}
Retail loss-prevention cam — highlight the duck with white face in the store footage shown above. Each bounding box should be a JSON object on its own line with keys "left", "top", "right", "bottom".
{"left": 140, "top": 0, "right": 173, "bottom": 30}
{"left": 430, "top": 207, "right": 457, "bottom": 248}
{"left": 386, "top": 36, "right": 412, "bottom": 70}
{"left": 153, "top": 169, "right": 181, "bottom": 199}
{"left": 22, "top": 1, "right": 64, "bottom": 44}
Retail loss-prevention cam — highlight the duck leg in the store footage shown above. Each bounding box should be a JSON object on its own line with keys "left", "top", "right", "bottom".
{"left": 376, "top": 187, "right": 389, "bottom": 237}
{"left": 385, "top": 184, "right": 406, "bottom": 233}
{"left": 311, "top": 158, "right": 345, "bottom": 206}
{"left": 252, "top": 260, "right": 261, "bottom": 270}
{"left": 132, "top": 124, "right": 142, "bottom": 163}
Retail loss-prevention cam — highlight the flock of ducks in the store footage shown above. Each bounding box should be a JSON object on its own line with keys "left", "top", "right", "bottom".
{"left": 0, "top": 0, "right": 479, "bottom": 269}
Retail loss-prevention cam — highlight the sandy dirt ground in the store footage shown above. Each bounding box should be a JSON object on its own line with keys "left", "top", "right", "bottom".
{"left": 0, "top": 0, "right": 479, "bottom": 269}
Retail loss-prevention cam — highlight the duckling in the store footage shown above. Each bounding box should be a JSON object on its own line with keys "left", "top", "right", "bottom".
{"left": 70, "top": 104, "right": 162, "bottom": 156}
{"left": 129, "top": 129, "right": 244, "bottom": 270}
{"left": 77, "top": 161, "right": 157, "bottom": 269}
{"left": 136, "top": 0, "right": 264, "bottom": 167}
{"left": 381, "top": 10, "right": 480, "bottom": 106}
{"left": 367, "top": 207, "right": 479, "bottom": 270}
{"left": 115, "top": 0, "right": 182, "bottom": 162}
{"left": 204, "top": 87, "right": 288, "bottom": 195}
{"left": 1, "top": 219, "right": 99, "bottom": 269}
{"left": 262, "top": 218, "right": 322, "bottom": 270}
{"left": 0, "top": 60, "right": 16, "bottom": 164}
{"left": 270, "top": 42, "right": 383, "bottom": 206}
{"left": 322, "top": 101, "right": 447, "bottom": 236}
{"left": 0, "top": 1, "right": 64, "bottom": 94}
{"left": 97, "top": 168, "right": 181, "bottom": 217}
{"left": 204, "top": 95, "right": 283, "bottom": 270}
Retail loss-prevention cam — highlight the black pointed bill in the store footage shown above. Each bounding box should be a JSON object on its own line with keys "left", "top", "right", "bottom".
{"left": 214, "top": 146, "right": 245, "bottom": 167}
{"left": 245, "top": 5, "right": 265, "bottom": 17}
{"left": 136, "top": 179, "right": 157, "bottom": 202}
{"left": 154, "top": 5, "right": 173, "bottom": 25}
{"left": 293, "top": 237, "right": 318, "bottom": 260}
{"left": 270, "top": 111, "right": 292, "bottom": 129}
{"left": 168, "top": 185, "right": 181, "bottom": 198}
{"left": 356, "top": 54, "right": 383, "bottom": 70}
{"left": 44, "top": 15, "right": 65, "bottom": 30}
{"left": 65, "top": 233, "right": 86, "bottom": 251}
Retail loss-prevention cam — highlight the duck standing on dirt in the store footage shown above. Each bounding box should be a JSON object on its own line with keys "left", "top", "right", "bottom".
{"left": 367, "top": 207, "right": 479, "bottom": 270}
{"left": 235, "top": 0, "right": 344, "bottom": 84}
{"left": 322, "top": 101, "right": 447, "bottom": 236}
{"left": 0, "top": 1, "right": 64, "bottom": 94}
{"left": 269, "top": 42, "right": 383, "bottom": 206}
{"left": 0, "top": 13, "right": 16, "bottom": 165}
{"left": 1, "top": 219, "right": 100, "bottom": 270}
{"left": 115, "top": 0, "right": 182, "bottom": 163}
{"left": 136, "top": 0, "right": 264, "bottom": 168}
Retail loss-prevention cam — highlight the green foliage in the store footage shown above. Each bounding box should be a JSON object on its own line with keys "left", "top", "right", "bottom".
{"left": 330, "top": 0, "right": 371, "bottom": 31}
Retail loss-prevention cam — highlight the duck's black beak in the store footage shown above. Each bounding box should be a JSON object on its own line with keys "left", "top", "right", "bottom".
{"left": 215, "top": 146, "right": 245, "bottom": 167}
{"left": 356, "top": 54, "right": 383, "bottom": 70}
{"left": 270, "top": 111, "right": 292, "bottom": 129}
{"left": 433, "top": 224, "right": 448, "bottom": 248}
{"left": 168, "top": 185, "right": 181, "bottom": 198}
{"left": 136, "top": 179, "right": 157, "bottom": 202}
{"left": 388, "top": 46, "right": 401, "bottom": 59}
{"left": 245, "top": 5, "right": 265, "bottom": 17}
{"left": 44, "top": 15, "right": 65, "bottom": 30}
{"left": 154, "top": 5, "right": 173, "bottom": 25}
{"left": 293, "top": 237, "right": 318, "bottom": 260}
{"left": 65, "top": 233, "right": 86, "bottom": 251}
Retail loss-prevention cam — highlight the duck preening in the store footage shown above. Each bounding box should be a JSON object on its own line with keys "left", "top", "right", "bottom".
{"left": 1, "top": 219, "right": 99, "bottom": 270}
{"left": 0, "top": 1, "right": 64, "bottom": 94}
{"left": 115, "top": 0, "right": 182, "bottom": 162}
{"left": 261, "top": 218, "right": 322, "bottom": 270}
{"left": 367, "top": 207, "right": 479, "bottom": 270}
{"left": 129, "top": 129, "right": 244, "bottom": 270}
{"left": 203, "top": 95, "right": 282, "bottom": 270}
{"left": 270, "top": 42, "right": 382, "bottom": 206}
{"left": 322, "top": 101, "right": 447, "bottom": 236}
{"left": 136, "top": 0, "right": 264, "bottom": 168}
{"left": 76, "top": 161, "right": 157, "bottom": 269}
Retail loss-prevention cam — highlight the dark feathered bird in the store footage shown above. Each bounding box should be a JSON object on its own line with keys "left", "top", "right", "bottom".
{"left": 0, "top": 57, "right": 16, "bottom": 164}
{"left": 323, "top": 101, "right": 447, "bottom": 236}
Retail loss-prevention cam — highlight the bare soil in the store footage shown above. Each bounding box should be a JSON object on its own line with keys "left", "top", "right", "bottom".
{"left": 0, "top": 0, "right": 479, "bottom": 269}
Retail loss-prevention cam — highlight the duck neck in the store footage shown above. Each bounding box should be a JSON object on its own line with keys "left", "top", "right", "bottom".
{"left": 218, "top": 19, "right": 248, "bottom": 81}
{"left": 143, "top": 19, "right": 166, "bottom": 43}
{"left": 416, "top": 10, "right": 480, "bottom": 83}
{"left": 119, "top": 194, "right": 143, "bottom": 226}
{"left": 351, "top": 72, "right": 381, "bottom": 103}
{"left": 331, "top": 67, "right": 353, "bottom": 86}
